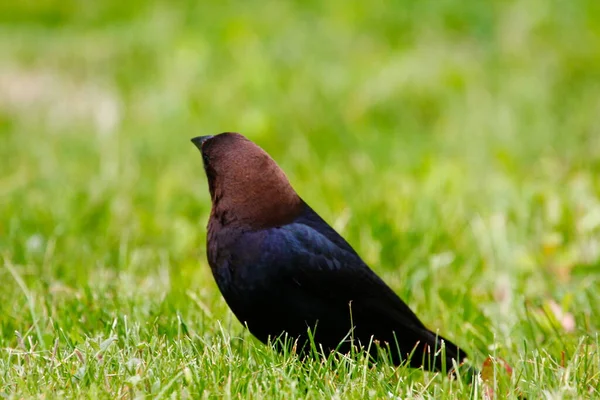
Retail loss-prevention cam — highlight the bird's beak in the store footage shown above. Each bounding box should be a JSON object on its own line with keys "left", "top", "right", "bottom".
{"left": 191, "top": 135, "right": 214, "bottom": 150}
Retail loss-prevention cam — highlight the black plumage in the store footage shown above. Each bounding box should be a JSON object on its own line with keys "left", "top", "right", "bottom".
{"left": 191, "top": 132, "right": 468, "bottom": 372}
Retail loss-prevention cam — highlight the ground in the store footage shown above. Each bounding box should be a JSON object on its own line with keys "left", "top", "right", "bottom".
{"left": 1, "top": 1, "right": 599, "bottom": 398}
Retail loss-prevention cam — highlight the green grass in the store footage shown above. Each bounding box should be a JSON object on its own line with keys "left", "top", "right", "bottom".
{"left": 1, "top": 0, "right": 600, "bottom": 398}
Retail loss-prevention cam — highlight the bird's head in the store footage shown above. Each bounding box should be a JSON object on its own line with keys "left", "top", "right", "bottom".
{"left": 191, "top": 132, "right": 303, "bottom": 228}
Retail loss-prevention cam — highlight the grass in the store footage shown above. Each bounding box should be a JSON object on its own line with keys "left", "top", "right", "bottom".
{"left": 1, "top": 0, "right": 600, "bottom": 398}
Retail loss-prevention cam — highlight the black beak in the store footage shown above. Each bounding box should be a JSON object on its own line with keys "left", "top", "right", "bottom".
{"left": 191, "top": 135, "right": 214, "bottom": 150}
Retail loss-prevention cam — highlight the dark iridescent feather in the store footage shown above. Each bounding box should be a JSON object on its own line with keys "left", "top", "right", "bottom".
{"left": 208, "top": 201, "right": 466, "bottom": 371}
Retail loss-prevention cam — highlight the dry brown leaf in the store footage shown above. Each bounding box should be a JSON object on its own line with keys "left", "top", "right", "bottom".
{"left": 481, "top": 357, "right": 515, "bottom": 400}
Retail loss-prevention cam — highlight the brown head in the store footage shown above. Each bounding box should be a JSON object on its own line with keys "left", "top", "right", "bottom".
{"left": 191, "top": 132, "right": 303, "bottom": 229}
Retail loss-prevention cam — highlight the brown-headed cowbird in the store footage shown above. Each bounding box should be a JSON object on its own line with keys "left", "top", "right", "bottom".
{"left": 191, "top": 132, "right": 468, "bottom": 372}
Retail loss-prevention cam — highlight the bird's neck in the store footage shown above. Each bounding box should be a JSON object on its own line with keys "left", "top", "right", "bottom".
{"left": 210, "top": 174, "right": 304, "bottom": 230}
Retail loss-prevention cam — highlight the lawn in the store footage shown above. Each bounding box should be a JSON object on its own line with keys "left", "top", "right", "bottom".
{"left": 1, "top": 1, "right": 599, "bottom": 398}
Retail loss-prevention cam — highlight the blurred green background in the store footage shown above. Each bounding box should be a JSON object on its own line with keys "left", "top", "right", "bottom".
{"left": 1, "top": 0, "right": 599, "bottom": 397}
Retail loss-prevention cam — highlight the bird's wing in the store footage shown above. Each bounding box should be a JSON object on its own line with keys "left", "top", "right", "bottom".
{"left": 251, "top": 220, "right": 465, "bottom": 368}
{"left": 258, "top": 220, "right": 429, "bottom": 332}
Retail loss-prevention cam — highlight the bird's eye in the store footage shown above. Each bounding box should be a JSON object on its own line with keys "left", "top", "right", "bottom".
{"left": 202, "top": 153, "right": 210, "bottom": 164}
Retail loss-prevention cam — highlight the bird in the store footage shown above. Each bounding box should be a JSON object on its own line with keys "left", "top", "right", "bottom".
{"left": 191, "top": 132, "right": 468, "bottom": 373}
